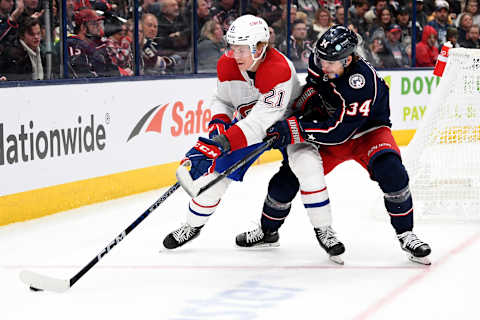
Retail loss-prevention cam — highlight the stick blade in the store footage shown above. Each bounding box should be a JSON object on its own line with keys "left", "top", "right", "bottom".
{"left": 20, "top": 270, "right": 70, "bottom": 293}
{"left": 176, "top": 165, "right": 200, "bottom": 198}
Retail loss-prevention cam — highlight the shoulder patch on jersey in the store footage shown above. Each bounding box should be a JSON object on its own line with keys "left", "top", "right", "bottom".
{"left": 255, "top": 49, "right": 292, "bottom": 94}
{"left": 217, "top": 54, "right": 246, "bottom": 82}
{"left": 349, "top": 73, "right": 365, "bottom": 89}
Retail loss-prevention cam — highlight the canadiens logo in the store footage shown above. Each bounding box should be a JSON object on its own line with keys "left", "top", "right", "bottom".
{"left": 349, "top": 74, "right": 365, "bottom": 89}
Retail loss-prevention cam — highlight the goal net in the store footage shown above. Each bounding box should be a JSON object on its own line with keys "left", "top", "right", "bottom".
{"left": 404, "top": 48, "right": 480, "bottom": 220}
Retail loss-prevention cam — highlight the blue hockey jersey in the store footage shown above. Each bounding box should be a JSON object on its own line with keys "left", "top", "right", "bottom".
{"left": 299, "top": 55, "right": 392, "bottom": 145}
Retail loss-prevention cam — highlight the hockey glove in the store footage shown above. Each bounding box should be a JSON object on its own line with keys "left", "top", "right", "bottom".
{"left": 182, "top": 137, "right": 226, "bottom": 179}
{"left": 208, "top": 118, "right": 232, "bottom": 139}
{"left": 293, "top": 86, "right": 332, "bottom": 121}
{"left": 266, "top": 116, "right": 305, "bottom": 149}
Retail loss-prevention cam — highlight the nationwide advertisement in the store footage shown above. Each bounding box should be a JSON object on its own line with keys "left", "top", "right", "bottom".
{"left": 1, "top": 70, "right": 440, "bottom": 199}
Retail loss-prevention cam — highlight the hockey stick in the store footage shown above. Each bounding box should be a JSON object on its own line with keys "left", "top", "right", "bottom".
{"left": 19, "top": 137, "right": 276, "bottom": 293}
{"left": 19, "top": 182, "right": 180, "bottom": 293}
{"left": 176, "top": 136, "right": 277, "bottom": 198}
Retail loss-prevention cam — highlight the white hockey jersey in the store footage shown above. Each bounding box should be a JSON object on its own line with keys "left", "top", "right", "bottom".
{"left": 210, "top": 48, "right": 302, "bottom": 151}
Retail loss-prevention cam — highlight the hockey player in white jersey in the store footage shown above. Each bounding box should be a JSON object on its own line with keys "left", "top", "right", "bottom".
{"left": 163, "top": 15, "right": 344, "bottom": 262}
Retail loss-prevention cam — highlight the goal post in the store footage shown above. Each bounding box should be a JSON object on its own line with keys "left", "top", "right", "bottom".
{"left": 404, "top": 48, "right": 480, "bottom": 220}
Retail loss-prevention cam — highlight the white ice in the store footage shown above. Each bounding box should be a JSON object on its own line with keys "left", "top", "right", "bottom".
{"left": 1, "top": 158, "right": 479, "bottom": 320}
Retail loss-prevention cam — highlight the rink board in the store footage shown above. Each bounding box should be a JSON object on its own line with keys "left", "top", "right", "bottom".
{"left": 0, "top": 69, "right": 434, "bottom": 226}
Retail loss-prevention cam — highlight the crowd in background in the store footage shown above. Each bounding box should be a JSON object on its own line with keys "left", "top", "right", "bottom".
{"left": 0, "top": 0, "right": 479, "bottom": 81}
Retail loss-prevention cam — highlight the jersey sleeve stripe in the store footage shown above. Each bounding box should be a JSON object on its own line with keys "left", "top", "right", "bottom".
{"left": 308, "top": 67, "right": 321, "bottom": 78}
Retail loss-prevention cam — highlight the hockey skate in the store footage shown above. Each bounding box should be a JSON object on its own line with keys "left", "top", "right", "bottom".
{"left": 397, "top": 231, "right": 432, "bottom": 265}
{"left": 235, "top": 226, "right": 280, "bottom": 248}
{"left": 314, "top": 226, "right": 346, "bottom": 265}
{"left": 163, "top": 224, "right": 204, "bottom": 249}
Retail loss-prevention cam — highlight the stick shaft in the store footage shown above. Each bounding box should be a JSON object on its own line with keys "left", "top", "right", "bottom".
{"left": 197, "top": 136, "right": 276, "bottom": 196}
{"left": 69, "top": 183, "right": 180, "bottom": 287}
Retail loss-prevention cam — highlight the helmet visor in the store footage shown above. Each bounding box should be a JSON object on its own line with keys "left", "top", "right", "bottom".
{"left": 225, "top": 44, "right": 252, "bottom": 58}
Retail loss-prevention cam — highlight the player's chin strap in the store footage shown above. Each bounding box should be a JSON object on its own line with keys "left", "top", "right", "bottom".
{"left": 248, "top": 45, "right": 268, "bottom": 71}
{"left": 177, "top": 136, "right": 277, "bottom": 198}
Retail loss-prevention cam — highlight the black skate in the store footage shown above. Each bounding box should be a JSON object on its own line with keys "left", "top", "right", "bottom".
{"left": 397, "top": 231, "right": 431, "bottom": 265}
{"left": 236, "top": 226, "right": 280, "bottom": 248}
{"left": 314, "top": 226, "right": 346, "bottom": 265}
{"left": 163, "top": 224, "right": 204, "bottom": 249}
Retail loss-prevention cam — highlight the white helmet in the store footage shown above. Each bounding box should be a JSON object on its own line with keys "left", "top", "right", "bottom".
{"left": 225, "top": 14, "right": 270, "bottom": 58}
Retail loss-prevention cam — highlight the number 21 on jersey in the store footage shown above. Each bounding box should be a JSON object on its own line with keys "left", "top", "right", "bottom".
{"left": 346, "top": 99, "right": 372, "bottom": 117}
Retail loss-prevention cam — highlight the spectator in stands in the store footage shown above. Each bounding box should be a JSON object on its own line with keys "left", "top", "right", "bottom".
{"left": 396, "top": 5, "right": 423, "bottom": 46}
{"left": 364, "top": 36, "right": 388, "bottom": 68}
{"left": 368, "top": 7, "right": 393, "bottom": 42}
{"left": 297, "top": 0, "right": 320, "bottom": 24}
{"left": 22, "top": 0, "right": 43, "bottom": 20}
{"left": 0, "top": 0, "right": 24, "bottom": 51}
{"left": 383, "top": 23, "right": 410, "bottom": 68}
{"left": 446, "top": 26, "right": 460, "bottom": 47}
{"left": 364, "top": 0, "right": 387, "bottom": 25}
{"left": 272, "top": 3, "right": 297, "bottom": 45}
{"left": 268, "top": 26, "right": 276, "bottom": 48}
{"left": 463, "top": 0, "right": 480, "bottom": 25}
{"left": 141, "top": 13, "right": 181, "bottom": 75}
{"left": 296, "top": 10, "right": 308, "bottom": 24}
{"left": 427, "top": 0, "right": 452, "bottom": 47}
{"left": 210, "top": 0, "right": 238, "bottom": 33}
{"left": 197, "top": 19, "right": 226, "bottom": 72}
{"left": 456, "top": 12, "right": 473, "bottom": 43}
{"left": 278, "top": 19, "right": 312, "bottom": 70}
{"left": 65, "top": 0, "right": 75, "bottom": 33}
{"left": 413, "top": 0, "right": 428, "bottom": 27}
{"left": 307, "top": 8, "right": 332, "bottom": 41}
{"left": 350, "top": 0, "right": 370, "bottom": 38}
{"left": 246, "top": 0, "right": 282, "bottom": 26}
{"left": 415, "top": 24, "right": 439, "bottom": 67}
{"left": 140, "top": 0, "right": 157, "bottom": 17}
{"left": 67, "top": 8, "right": 118, "bottom": 78}
{"left": 319, "top": 0, "right": 342, "bottom": 19}
{"left": 156, "top": 0, "right": 190, "bottom": 56}
{"left": 0, "top": 17, "right": 44, "bottom": 80}
{"left": 334, "top": 5, "right": 345, "bottom": 25}
{"left": 459, "top": 23, "right": 480, "bottom": 48}
{"left": 105, "top": 16, "right": 134, "bottom": 76}
{"left": 196, "top": 0, "right": 211, "bottom": 32}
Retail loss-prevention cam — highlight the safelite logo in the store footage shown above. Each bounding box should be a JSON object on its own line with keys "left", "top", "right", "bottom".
{"left": 127, "top": 100, "right": 212, "bottom": 142}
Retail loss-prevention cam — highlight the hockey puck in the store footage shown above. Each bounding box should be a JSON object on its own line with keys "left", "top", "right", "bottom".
{"left": 29, "top": 286, "right": 43, "bottom": 292}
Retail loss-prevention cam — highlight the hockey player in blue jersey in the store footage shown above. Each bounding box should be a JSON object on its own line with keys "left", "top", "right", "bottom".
{"left": 236, "top": 25, "right": 432, "bottom": 265}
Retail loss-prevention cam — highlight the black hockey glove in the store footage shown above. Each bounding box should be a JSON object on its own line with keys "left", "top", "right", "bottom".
{"left": 266, "top": 117, "right": 305, "bottom": 149}
{"left": 293, "top": 86, "right": 333, "bottom": 121}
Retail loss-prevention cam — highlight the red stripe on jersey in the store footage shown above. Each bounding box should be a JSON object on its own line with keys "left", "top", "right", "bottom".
{"left": 192, "top": 199, "right": 221, "bottom": 208}
{"left": 224, "top": 124, "right": 248, "bottom": 151}
{"left": 255, "top": 49, "right": 292, "bottom": 94}
{"left": 217, "top": 55, "right": 246, "bottom": 82}
{"left": 300, "top": 187, "right": 327, "bottom": 195}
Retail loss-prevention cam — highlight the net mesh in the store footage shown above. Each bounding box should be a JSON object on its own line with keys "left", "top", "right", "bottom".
{"left": 405, "top": 48, "right": 480, "bottom": 220}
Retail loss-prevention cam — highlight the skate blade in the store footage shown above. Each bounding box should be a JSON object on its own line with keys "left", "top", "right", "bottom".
{"left": 329, "top": 254, "right": 344, "bottom": 265}
{"left": 236, "top": 242, "right": 280, "bottom": 249}
{"left": 408, "top": 255, "right": 431, "bottom": 265}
